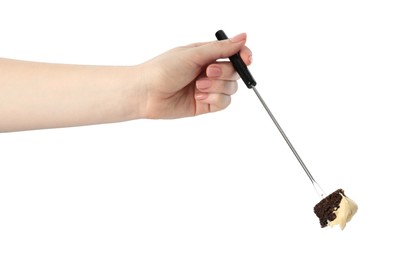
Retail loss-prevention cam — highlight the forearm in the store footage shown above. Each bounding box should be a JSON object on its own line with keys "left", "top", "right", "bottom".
{"left": 0, "top": 58, "right": 144, "bottom": 132}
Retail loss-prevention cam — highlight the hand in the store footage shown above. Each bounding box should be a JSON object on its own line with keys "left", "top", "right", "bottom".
{"left": 0, "top": 33, "right": 252, "bottom": 132}
{"left": 137, "top": 33, "right": 252, "bottom": 119}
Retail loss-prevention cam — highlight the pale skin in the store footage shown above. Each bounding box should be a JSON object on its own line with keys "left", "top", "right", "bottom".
{"left": 0, "top": 33, "right": 252, "bottom": 132}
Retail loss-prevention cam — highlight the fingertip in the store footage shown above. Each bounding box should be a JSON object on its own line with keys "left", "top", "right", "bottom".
{"left": 229, "top": 33, "right": 247, "bottom": 43}
{"left": 240, "top": 47, "right": 253, "bottom": 65}
{"left": 248, "top": 53, "right": 253, "bottom": 65}
{"left": 192, "top": 33, "right": 248, "bottom": 66}
{"left": 206, "top": 65, "right": 222, "bottom": 78}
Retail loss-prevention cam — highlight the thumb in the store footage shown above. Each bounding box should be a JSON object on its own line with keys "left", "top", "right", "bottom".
{"left": 192, "top": 33, "right": 247, "bottom": 65}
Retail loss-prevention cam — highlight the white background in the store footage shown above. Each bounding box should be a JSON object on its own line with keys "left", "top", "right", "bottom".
{"left": 1, "top": 0, "right": 401, "bottom": 259}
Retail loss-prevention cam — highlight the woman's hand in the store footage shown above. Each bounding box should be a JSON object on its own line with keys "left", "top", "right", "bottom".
{"left": 0, "top": 33, "right": 253, "bottom": 132}
{"left": 137, "top": 33, "right": 252, "bottom": 119}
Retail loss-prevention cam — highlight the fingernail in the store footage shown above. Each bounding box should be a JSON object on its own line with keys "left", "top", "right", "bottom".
{"left": 195, "top": 92, "right": 208, "bottom": 100}
{"left": 249, "top": 53, "right": 253, "bottom": 64}
{"left": 196, "top": 79, "right": 212, "bottom": 90}
{"left": 206, "top": 66, "right": 221, "bottom": 78}
{"left": 230, "top": 33, "right": 246, "bottom": 43}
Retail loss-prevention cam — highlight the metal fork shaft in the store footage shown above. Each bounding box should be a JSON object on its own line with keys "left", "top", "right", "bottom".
{"left": 252, "top": 87, "right": 326, "bottom": 198}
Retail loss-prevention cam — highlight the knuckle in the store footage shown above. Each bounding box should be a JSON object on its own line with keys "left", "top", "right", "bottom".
{"left": 230, "top": 81, "right": 238, "bottom": 94}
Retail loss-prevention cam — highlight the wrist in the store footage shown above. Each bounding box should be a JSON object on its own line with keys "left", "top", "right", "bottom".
{"left": 123, "top": 64, "right": 148, "bottom": 120}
